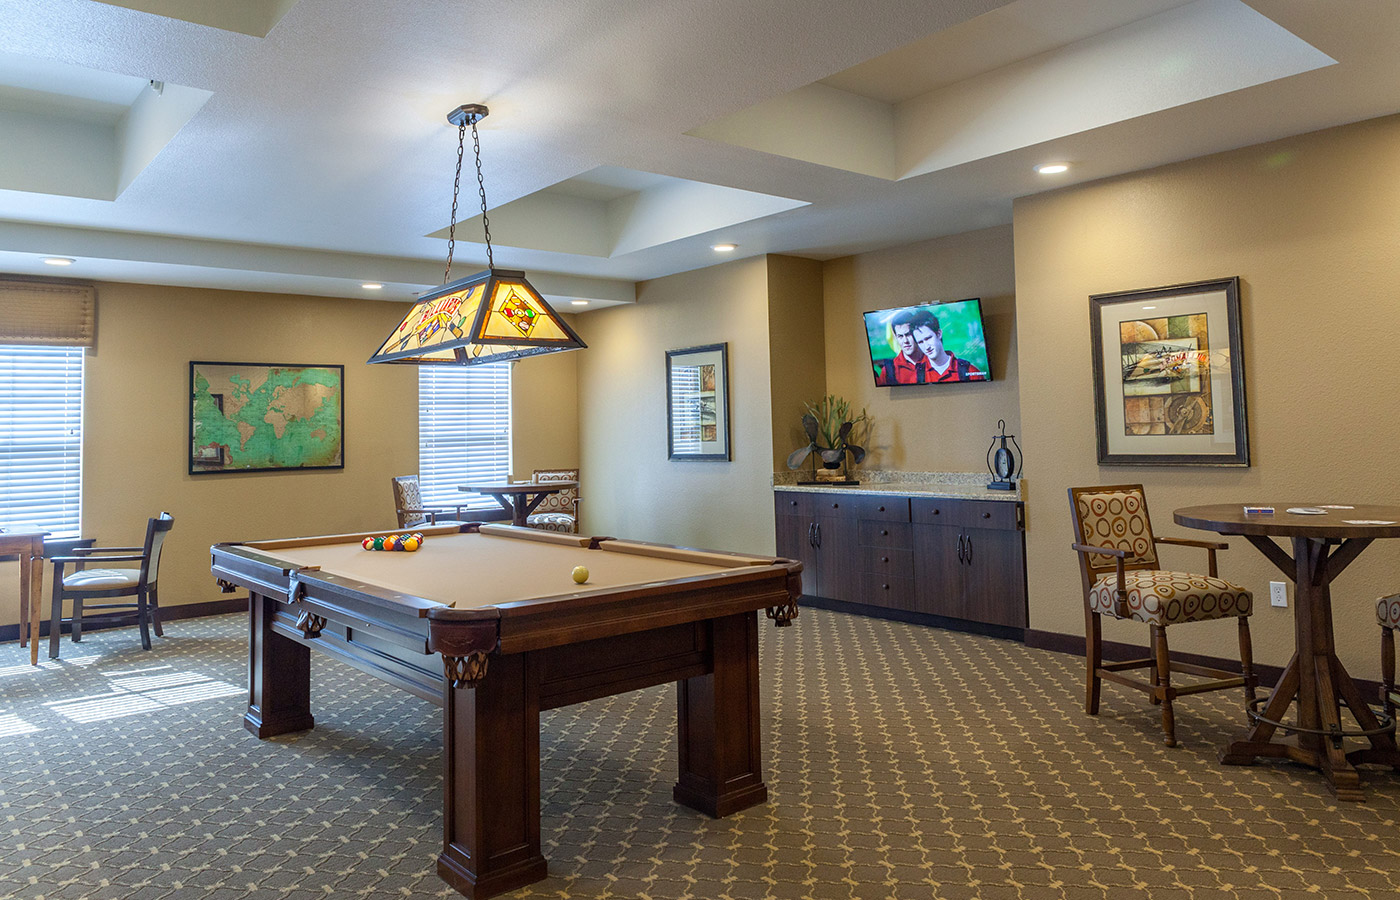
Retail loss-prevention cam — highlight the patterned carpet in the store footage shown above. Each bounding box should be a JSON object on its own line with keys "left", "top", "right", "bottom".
{"left": 3, "top": 608, "right": 1400, "bottom": 900}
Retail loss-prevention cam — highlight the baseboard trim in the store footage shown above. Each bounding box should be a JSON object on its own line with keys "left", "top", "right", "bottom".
{"left": 1, "top": 597, "right": 246, "bottom": 644}
{"left": 801, "top": 595, "right": 1025, "bottom": 643}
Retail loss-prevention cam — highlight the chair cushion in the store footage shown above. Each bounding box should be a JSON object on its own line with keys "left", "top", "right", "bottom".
{"left": 1378, "top": 594, "right": 1400, "bottom": 630}
{"left": 1090, "top": 570, "right": 1252, "bottom": 626}
{"left": 526, "top": 513, "right": 576, "bottom": 533}
{"left": 64, "top": 568, "right": 140, "bottom": 590}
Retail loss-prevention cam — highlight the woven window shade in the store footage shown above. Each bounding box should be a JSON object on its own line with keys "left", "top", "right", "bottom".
{"left": 0, "top": 281, "right": 96, "bottom": 347}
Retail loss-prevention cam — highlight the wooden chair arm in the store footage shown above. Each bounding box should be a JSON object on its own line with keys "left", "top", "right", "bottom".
{"left": 66, "top": 546, "right": 144, "bottom": 554}
{"left": 1154, "top": 535, "right": 1223, "bottom": 577}
{"left": 1071, "top": 543, "right": 1130, "bottom": 618}
{"left": 50, "top": 553, "right": 145, "bottom": 564}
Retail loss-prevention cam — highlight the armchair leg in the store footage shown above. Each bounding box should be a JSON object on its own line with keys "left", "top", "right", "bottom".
{"left": 150, "top": 585, "right": 164, "bottom": 638}
{"left": 1153, "top": 625, "right": 1177, "bottom": 747}
{"left": 49, "top": 578, "right": 63, "bottom": 660}
{"left": 1383, "top": 627, "right": 1396, "bottom": 719}
{"left": 72, "top": 598, "right": 83, "bottom": 643}
{"left": 1239, "top": 616, "right": 1257, "bottom": 710}
{"left": 1085, "top": 608, "right": 1102, "bottom": 716}
{"left": 136, "top": 590, "right": 152, "bottom": 651}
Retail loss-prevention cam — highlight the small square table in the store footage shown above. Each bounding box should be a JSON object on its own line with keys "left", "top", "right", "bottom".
{"left": 1, "top": 529, "right": 48, "bottom": 666}
{"left": 458, "top": 480, "right": 577, "bottom": 528}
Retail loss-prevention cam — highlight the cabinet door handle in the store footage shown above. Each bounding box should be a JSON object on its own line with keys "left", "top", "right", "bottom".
{"left": 957, "top": 533, "right": 965, "bottom": 563}
{"left": 814, "top": 522, "right": 822, "bottom": 548}
{"left": 831, "top": 502, "right": 840, "bottom": 509}
{"left": 966, "top": 534, "right": 973, "bottom": 564}
{"left": 881, "top": 556, "right": 889, "bottom": 563}
{"left": 982, "top": 511, "right": 992, "bottom": 519}
{"left": 808, "top": 522, "right": 815, "bottom": 547}
{"left": 880, "top": 529, "right": 888, "bottom": 537}
{"left": 877, "top": 505, "right": 886, "bottom": 512}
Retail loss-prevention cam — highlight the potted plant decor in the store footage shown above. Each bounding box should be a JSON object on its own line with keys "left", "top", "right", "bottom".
{"left": 786, "top": 395, "right": 869, "bottom": 484}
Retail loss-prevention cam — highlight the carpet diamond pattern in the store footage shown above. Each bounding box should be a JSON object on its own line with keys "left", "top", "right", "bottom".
{"left": 3, "top": 609, "right": 1400, "bottom": 899}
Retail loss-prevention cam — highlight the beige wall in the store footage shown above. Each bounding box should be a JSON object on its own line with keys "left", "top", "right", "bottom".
{"left": 577, "top": 256, "right": 777, "bottom": 554}
{"left": 1014, "top": 114, "right": 1400, "bottom": 677}
{"left": 2, "top": 282, "right": 581, "bottom": 630}
{"left": 766, "top": 255, "right": 826, "bottom": 470}
{"left": 822, "top": 225, "right": 1021, "bottom": 472}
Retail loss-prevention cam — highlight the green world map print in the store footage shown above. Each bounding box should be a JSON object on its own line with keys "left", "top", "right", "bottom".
{"left": 189, "top": 362, "right": 344, "bottom": 473}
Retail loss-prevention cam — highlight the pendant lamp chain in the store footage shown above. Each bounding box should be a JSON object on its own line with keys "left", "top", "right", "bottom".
{"left": 442, "top": 112, "right": 495, "bottom": 284}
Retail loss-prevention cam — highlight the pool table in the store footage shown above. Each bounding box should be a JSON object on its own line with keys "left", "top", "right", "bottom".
{"left": 210, "top": 523, "right": 801, "bottom": 900}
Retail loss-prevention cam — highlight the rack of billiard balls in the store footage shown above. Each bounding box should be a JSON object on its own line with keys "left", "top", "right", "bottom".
{"left": 362, "top": 532, "right": 424, "bottom": 552}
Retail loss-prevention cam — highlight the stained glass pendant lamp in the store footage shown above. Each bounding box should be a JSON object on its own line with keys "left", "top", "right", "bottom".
{"left": 368, "top": 104, "right": 585, "bottom": 366}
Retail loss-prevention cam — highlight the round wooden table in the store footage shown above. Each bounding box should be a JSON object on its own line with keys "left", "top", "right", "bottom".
{"left": 1174, "top": 504, "right": 1400, "bottom": 800}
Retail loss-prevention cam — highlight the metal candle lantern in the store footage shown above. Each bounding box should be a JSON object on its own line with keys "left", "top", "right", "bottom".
{"left": 986, "top": 419, "right": 1022, "bottom": 491}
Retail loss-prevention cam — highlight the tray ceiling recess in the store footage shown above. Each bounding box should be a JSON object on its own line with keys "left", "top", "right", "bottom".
{"left": 431, "top": 167, "right": 807, "bottom": 259}
{"left": 687, "top": 0, "right": 1334, "bottom": 181}
{"left": 0, "top": 52, "right": 211, "bottom": 201}
{"left": 89, "top": 0, "right": 298, "bottom": 37}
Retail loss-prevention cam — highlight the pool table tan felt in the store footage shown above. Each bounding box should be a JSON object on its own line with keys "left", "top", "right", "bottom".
{"left": 211, "top": 523, "right": 802, "bottom": 900}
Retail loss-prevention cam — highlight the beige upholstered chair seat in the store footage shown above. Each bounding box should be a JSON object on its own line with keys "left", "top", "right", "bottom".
{"left": 64, "top": 569, "right": 141, "bottom": 590}
{"left": 1377, "top": 594, "right": 1400, "bottom": 630}
{"left": 1090, "top": 571, "right": 1253, "bottom": 626}
{"left": 525, "top": 512, "right": 576, "bottom": 533}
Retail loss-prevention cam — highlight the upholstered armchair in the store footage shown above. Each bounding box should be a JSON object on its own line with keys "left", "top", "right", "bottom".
{"left": 1069, "top": 485, "right": 1256, "bottom": 746}
{"left": 48, "top": 513, "right": 173, "bottom": 657}
{"left": 391, "top": 475, "right": 471, "bottom": 529}
{"left": 527, "top": 468, "right": 580, "bottom": 533}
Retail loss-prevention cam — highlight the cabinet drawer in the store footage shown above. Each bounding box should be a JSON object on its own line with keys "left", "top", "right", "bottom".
{"left": 911, "top": 497, "right": 1021, "bottom": 530}
{"left": 852, "top": 495, "right": 909, "bottom": 522}
{"left": 813, "top": 494, "right": 855, "bottom": 517}
{"left": 861, "top": 546, "right": 912, "bottom": 578}
{"left": 862, "top": 573, "right": 914, "bottom": 610}
{"left": 859, "top": 520, "right": 910, "bottom": 548}
{"left": 775, "top": 491, "right": 813, "bottom": 519}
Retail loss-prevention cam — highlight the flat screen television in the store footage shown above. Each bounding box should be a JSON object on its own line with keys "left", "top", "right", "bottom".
{"left": 863, "top": 299, "right": 991, "bottom": 387}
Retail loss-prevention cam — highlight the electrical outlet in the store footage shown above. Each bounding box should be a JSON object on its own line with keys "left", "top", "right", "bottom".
{"left": 1270, "top": 581, "right": 1288, "bottom": 608}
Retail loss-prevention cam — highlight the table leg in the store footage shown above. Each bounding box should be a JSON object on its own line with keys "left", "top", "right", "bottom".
{"left": 244, "top": 592, "right": 315, "bottom": 738}
{"left": 673, "top": 611, "right": 768, "bottom": 817}
{"left": 438, "top": 652, "right": 547, "bottom": 900}
{"left": 26, "top": 540, "right": 42, "bottom": 667}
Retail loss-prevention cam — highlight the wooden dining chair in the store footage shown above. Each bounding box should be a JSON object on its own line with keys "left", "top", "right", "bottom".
{"left": 1069, "top": 485, "right": 1256, "bottom": 746}
{"left": 1377, "top": 593, "right": 1400, "bottom": 718}
{"left": 391, "top": 475, "right": 471, "bottom": 528}
{"left": 48, "top": 513, "right": 173, "bottom": 657}
{"left": 527, "top": 468, "right": 580, "bottom": 533}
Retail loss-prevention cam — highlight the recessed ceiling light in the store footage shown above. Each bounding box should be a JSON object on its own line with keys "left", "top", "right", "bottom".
{"left": 712, "top": 243, "right": 737, "bottom": 253}
{"left": 43, "top": 257, "right": 75, "bottom": 266}
{"left": 1035, "top": 163, "right": 1069, "bottom": 175}
{"left": 361, "top": 282, "right": 383, "bottom": 290}
{"left": 1142, "top": 305, "right": 1156, "bottom": 310}
{"left": 571, "top": 300, "right": 589, "bottom": 306}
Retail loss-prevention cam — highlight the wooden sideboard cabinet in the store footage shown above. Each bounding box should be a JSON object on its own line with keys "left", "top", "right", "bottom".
{"left": 774, "top": 488, "right": 1028, "bottom": 632}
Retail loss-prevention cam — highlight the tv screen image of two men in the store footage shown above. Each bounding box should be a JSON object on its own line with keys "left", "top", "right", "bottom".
{"left": 864, "top": 299, "right": 991, "bottom": 387}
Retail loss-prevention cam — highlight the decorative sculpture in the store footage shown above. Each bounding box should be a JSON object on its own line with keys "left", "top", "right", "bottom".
{"left": 787, "top": 395, "right": 868, "bottom": 485}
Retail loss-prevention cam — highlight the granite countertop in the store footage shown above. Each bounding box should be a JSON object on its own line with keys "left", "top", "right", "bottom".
{"left": 772, "top": 470, "right": 1024, "bottom": 501}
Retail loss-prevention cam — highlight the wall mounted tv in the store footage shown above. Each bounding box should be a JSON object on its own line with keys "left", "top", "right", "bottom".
{"left": 863, "top": 299, "right": 991, "bottom": 387}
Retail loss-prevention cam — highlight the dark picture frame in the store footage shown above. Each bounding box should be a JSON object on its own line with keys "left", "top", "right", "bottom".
{"left": 189, "top": 360, "right": 345, "bottom": 474}
{"left": 1089, "top": 277, "right": 1248, "bottom": 466}
{"left": 666, "top": 343, "right": 730, "bottom": 461}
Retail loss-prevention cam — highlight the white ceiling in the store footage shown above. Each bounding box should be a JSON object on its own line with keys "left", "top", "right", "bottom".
{"left": 0, "top": 0, "right": 1398, "bottom": 308}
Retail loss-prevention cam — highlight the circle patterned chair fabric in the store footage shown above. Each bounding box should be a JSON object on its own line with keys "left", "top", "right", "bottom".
{"left": 1069, "top": 484, "right": 1256, "bottom": 747}
{"left": 527, "top": 468, "right": 580, "bottom": 534}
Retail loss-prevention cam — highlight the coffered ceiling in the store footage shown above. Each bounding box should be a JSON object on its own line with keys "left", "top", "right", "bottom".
{"left": 1, "top": 0, "right": 1398, "bottom": 308}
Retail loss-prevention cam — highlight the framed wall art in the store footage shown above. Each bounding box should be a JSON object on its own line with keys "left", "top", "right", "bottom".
{"left": 666, "top": 343, "right": 730, "bottom": 461}
{"left": 190, "top": 360, "right": 344, "bottom": 474}
{"left": 1089, "top": 277, "right": 1248, "bottom": 466}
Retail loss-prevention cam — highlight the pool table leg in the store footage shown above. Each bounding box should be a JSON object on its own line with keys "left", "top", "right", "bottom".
{"left": 438, "top": 652, "right": 548, "bottom": 899}
{"left": 244, "top": 592, "right": 315, "bottom": 738}
{"left": 674, "top": 610, "right": 769, "bottom": 817}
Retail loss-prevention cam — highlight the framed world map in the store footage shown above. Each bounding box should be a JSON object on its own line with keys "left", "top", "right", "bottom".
{"left": 189, "top": 361, "right": 344, "bottom": 474}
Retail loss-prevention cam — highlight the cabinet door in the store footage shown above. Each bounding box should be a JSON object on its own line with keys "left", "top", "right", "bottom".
{"left": 813, "top": 512, "right": 859, "bottom": 602}
{"left": 961, "top": 526, "right": 1028, "bottom": 627}
{"left": 911, "top": 523, "right": 962, "bottom": 619}
{"left": 775, "top": 514, "right": 819, "bottom": 598}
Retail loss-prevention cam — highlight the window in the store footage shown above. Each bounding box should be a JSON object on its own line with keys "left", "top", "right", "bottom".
{"left": 0, "top": 345, "right": 83, "bottom": 537}
{"left": 418, "top": 363, "right": 511, "bottom": 511}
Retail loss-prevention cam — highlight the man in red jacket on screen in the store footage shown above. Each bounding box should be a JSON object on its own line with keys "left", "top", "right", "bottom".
{"left": 913, "top": 312, "right": 986, "bottom": 383}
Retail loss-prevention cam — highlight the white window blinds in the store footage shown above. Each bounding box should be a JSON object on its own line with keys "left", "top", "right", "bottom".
{"left": 418, "top": 363, "right": 511, "bottom": 510}
{"left": 0, "top": 345, "right": 83, "bottom": 537}
{"left": 669, "top": 364, "right": 702, "bottom": 454}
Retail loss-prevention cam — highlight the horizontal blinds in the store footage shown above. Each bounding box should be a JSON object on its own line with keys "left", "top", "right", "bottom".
{"left": 670, "top": 365, "right": 702, "bottom": 454}
{"left": 0, "top": 281, "right": 96, "bottom": 346}
{"left": 0, "top": 345, "right": 83, "bottom": 537}
{"left": 419, "top": 363, "right": 510, "bottom": 510}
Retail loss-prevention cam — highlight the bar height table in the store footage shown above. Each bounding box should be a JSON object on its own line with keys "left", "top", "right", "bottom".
{"left": 458, "top": 480, "right": 577, "bottom": 528}
{"left": 1174, "top": 503, "right": 1400, "bottom": 800}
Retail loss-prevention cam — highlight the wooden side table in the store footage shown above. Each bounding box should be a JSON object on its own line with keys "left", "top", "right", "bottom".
{"left": 2, "top": 530, "right": 48, "bottom": 666}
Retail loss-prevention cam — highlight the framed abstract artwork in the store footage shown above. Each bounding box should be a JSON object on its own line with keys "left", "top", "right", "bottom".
{"left": 666, "top": 343, "right": 730, "bottom": 461}
{"left": 189, "top": 361, "right": 344, "bottom": 474}
{"left": 1089, "top": 278, "right": 1249, "bottom": 466}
